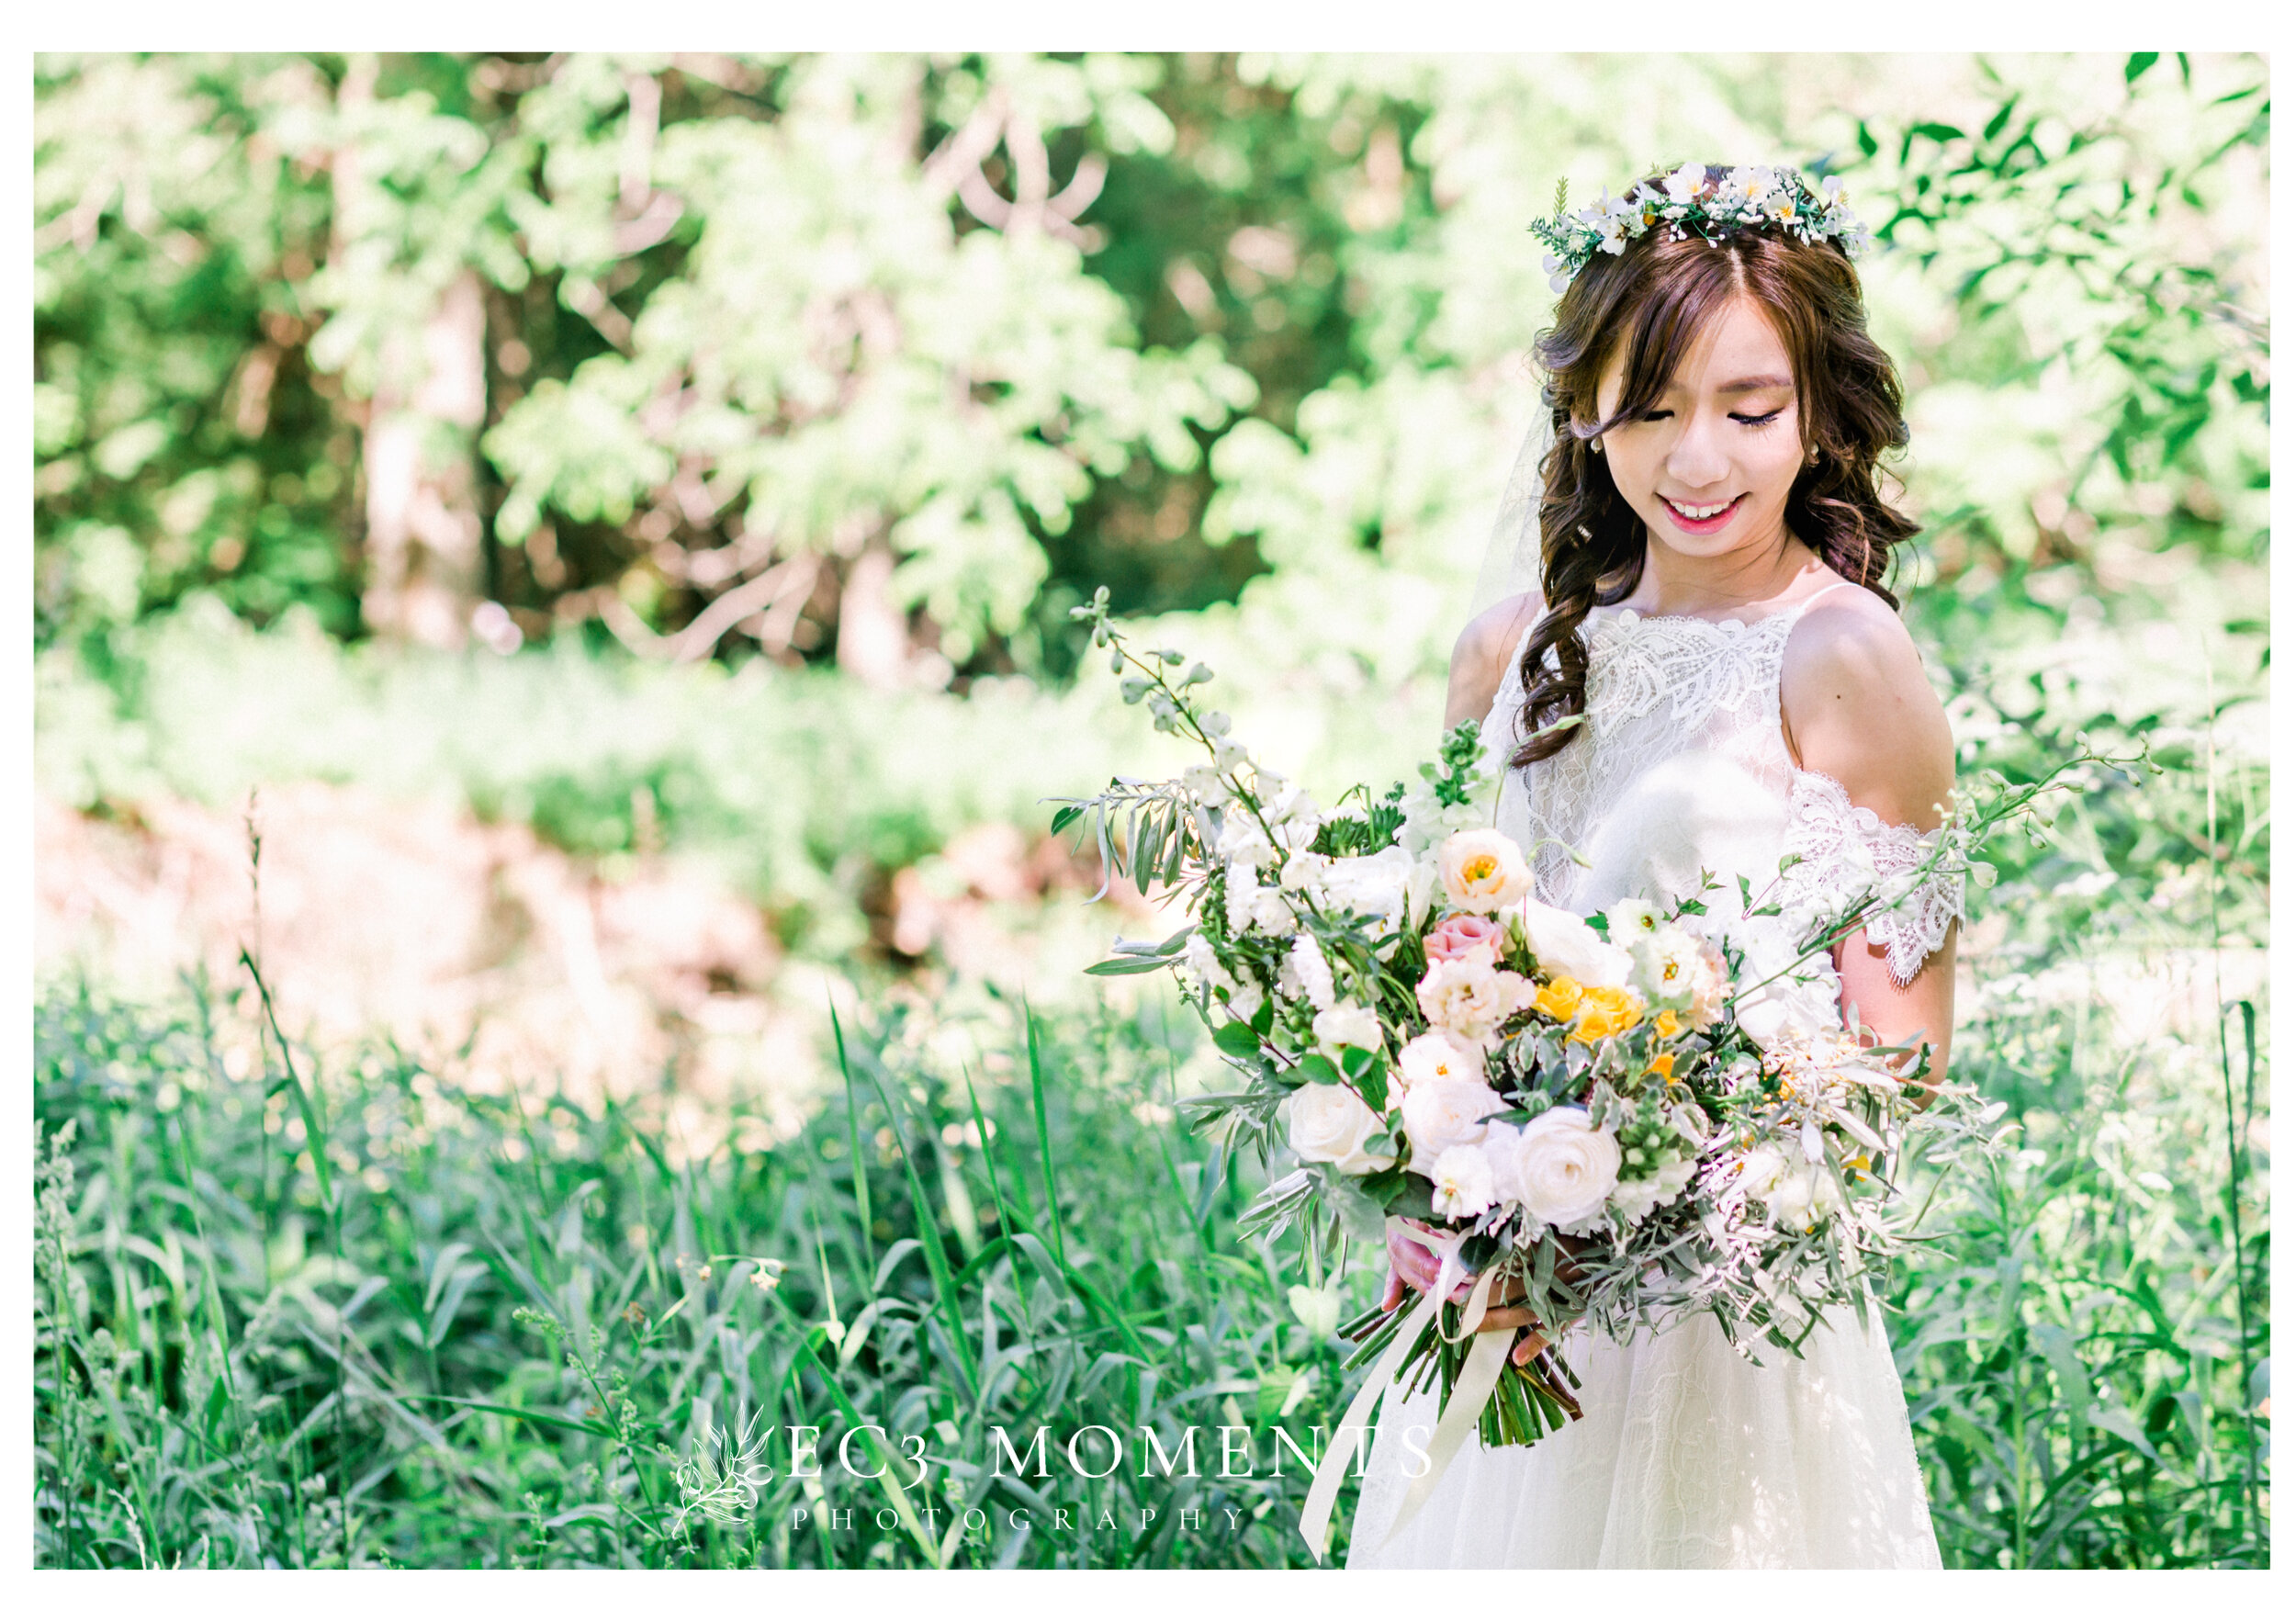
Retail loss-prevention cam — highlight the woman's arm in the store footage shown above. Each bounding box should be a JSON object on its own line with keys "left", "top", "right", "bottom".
{"left": 1779, "top": 591, "right": 1960, "bottom": 1086}
{"left": 1444, "top": 592, "right": 1542, "bottom": 732}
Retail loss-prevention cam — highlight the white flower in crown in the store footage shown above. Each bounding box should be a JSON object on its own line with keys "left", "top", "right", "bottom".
{"left": 1661, "top": 162, "right": 1708, "bottom": 205}
{"left": 1721, "top": 165, "right": 1775, "bottom": 208}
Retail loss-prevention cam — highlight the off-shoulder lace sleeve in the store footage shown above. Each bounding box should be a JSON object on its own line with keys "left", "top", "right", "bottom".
{"left": 1778, "top": 770, "right": 1966, "bottom": 987}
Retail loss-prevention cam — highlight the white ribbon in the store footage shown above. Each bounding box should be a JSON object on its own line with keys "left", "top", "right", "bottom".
{"left": 1296, "top": 1222, "right": 1516, "bottom": 1564}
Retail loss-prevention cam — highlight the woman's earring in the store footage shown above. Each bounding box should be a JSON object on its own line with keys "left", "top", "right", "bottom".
{"left": 1589, "top": 435, "right": 1604, "bottom": 456}
{"left": 1804, "top": 445, "right": 1820, "bottom": 467}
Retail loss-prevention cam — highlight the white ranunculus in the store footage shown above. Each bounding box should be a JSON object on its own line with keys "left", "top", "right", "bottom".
{"left": 1429, "top": 1144, "right": 1499, "bottom": 1219}
{"left": 1282, "top": 1083, "right": 1395, "bottom": 1176}
{"left": 1221, "top": 977, "right": 1265, "bottom": 1023}
{"left": 1318, "top": 846, "right": 1412, "bottom": 929}
{"left": 1402, "top": 1075, "right": 1508, "bottom": 1175}
{"left": 1500, "top": 1106, "right": 1622, "bottom": 1231}
{"left": 1397, "top": 1030, "right": 1483, "bottom": 1091}
{"left": 1515, "top": 898, "right": 1635, "bottom": 989}
{"left": 1312, "top": 1002, "right": 1383, "bottom": 1057}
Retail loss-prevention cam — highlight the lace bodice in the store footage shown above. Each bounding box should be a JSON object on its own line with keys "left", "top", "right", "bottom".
{"left": 1478, "top": 591, "right": 1964, "bottom": 987}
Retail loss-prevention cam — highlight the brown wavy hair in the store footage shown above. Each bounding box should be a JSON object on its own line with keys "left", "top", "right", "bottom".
{"left": 1513, "top": 165, "right": 1917, "bottom": 768}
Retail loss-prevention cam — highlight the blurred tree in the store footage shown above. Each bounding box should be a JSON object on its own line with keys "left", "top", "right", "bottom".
{"left": 33, "top": 52, "right": 2268, "bottom": 693}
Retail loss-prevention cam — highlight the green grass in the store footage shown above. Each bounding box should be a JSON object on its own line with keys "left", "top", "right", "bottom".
{"left": 29, "top": 584, "right": 2270, "bottom": 1569}
{"left": 32, "top": 932, "right": 2268, "bottom": 1567}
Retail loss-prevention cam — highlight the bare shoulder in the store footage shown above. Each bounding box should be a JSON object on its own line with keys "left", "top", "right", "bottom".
{"left": 1779, "top": 585, "right": 1955, "bottom": 829}
{"left": 1445, "top": 591, "right": 1543, "bottom": 731}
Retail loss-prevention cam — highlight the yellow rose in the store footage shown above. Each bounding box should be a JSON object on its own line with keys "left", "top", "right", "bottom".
{"left": 1570, "top": 985, "right": 1644, "bottom": 1044}
{"left": 1651, "top": 1008, "right": 1682, "bottom": 1041}
{"left": 1532, "top": 974, "right": 1584, "bottom": 1024}
{"left": 1644, "top": 1052, "right": 1677, "bottom": 1081}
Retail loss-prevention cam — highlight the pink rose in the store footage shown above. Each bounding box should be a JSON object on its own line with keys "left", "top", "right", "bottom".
{"left": 1424, "top": 912, "right": 1503, "bottom": 966}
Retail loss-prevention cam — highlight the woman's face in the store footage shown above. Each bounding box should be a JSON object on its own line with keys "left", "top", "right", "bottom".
{"left": 1592, "top": 295, "right": 1805, "bottom": 563}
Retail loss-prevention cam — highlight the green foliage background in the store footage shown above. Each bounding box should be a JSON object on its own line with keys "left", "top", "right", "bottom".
{"left": 33, "top": 51, "right": 2268, "bottom": 1569}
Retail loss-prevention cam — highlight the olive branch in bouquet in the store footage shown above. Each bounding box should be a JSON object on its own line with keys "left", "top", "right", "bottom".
{"left": 1731, "top": 736, "right": 2161, "bottom": 1008}
{"left": 1044, "top": 592, "right": 1491, "bottom": 1264}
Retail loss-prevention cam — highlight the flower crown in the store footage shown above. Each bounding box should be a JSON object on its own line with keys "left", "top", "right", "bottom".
{"left": 1531, "top": 163, "right": 1873, "bottom": 294}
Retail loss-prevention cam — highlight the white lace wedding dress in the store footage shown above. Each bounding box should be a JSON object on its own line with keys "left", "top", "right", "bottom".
{"left": 1345, "top": 586, "right": 1958, "bottom": 1570}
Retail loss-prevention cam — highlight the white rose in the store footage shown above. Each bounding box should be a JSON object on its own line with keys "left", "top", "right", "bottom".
{"left": 1413, "top": 958, "right": 1535, "bottom": 1047}
{"left": 1311, "top": 1001, "right": 1383, "bottom": 1057}
{"left": 1282, "top": 1083, "right": 1395, "bottom": 1176}
{"left": 1397, "top": 1030, "right": 1482, "bottom": 1092}
{"left": 1514, "top": 898, "right": 1634, "bottom": 989}
{"left": 1437, "top": 829, "right": 1536, "bottom": 914}
{"left": 1429, "top": 1144, "right": 1499, "bottom": 1219}
{"left": 1317, "top": 846, "right": 1412, "bottom": 929}
{"left": 1402, "top": 1075, "right": 1508, "bottom": 1175}
{"left": 1499, "top": 1106, "right": 1622, "bottom": 1231}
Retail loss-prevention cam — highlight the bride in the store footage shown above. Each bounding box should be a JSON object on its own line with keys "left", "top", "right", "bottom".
{"left": 1345, "top": 164, "right": 1962, "bottom": 1569}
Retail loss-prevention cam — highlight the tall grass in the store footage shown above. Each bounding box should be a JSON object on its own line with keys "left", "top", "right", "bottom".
{"left": 30, "top": 592, "right": 2268, "bottom": 1569}
{"left": 32, "top": 940, "right": 2267, "bottom": 1567}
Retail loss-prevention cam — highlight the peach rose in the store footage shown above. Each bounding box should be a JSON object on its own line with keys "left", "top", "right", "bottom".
{"left": 1436, "top": 830, "right": 1534, "bottom": 915}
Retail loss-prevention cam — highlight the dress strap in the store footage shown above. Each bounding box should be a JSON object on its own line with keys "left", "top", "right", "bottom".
{"left": 1795, "top": 578, "right": 1865, "bottom": 614}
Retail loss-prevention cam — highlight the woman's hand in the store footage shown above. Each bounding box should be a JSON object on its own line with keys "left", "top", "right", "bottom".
{"left": 1381, "top": 1225, "right": 1549, "bottom": 1366}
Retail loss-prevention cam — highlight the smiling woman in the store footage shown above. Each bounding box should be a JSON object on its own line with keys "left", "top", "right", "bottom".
{"left": 1366, "top": 163, "right": 1964, "bottom": 1570}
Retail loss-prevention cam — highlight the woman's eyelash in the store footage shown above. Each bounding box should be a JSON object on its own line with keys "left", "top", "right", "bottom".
{"left": 1633, "top": 409, "right": 1784, "bottom": 425}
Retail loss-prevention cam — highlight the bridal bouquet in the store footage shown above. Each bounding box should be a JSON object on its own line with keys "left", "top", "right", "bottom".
{"left": 1054, "top": 591, "right": 2114, "bottom": 1556}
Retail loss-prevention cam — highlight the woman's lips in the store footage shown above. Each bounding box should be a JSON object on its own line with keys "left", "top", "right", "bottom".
{"left": 1660, "top": 493, "right": 1744, "bottom": 535}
